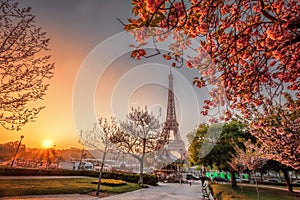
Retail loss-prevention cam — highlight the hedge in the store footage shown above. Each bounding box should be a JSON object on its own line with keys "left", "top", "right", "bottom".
{"left": 0, "top": 167, "right": 158, "bottom": 186}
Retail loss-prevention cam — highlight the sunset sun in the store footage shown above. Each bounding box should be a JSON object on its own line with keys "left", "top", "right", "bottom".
{"left": 42, "top": 140, "right": 53, "bottom": 148}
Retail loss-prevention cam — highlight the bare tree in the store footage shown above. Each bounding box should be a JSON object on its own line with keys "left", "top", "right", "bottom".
{"left": 110, "top": 107, "right": 166, "bottom": 185}
{"left": 0, "top": 0, "right": 54, "bottom": 130}
{"left": 80, "top": 117, "right": 118, "bottom": 196}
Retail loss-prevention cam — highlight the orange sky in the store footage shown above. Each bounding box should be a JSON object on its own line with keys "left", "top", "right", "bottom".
{"left": 1, "top": 0, "right": 209, "bottom": 149}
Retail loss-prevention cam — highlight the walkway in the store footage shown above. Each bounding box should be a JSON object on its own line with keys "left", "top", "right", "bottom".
{"left": 101, "top": 182, "right": 211, "bottom": 200}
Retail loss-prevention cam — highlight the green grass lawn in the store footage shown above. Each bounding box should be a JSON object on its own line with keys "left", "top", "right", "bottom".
{"left": 212, "top": 184, "right": 300, "bottom": 200}
{"left": 0, "top": 178, "right": 141, "bottom": 197}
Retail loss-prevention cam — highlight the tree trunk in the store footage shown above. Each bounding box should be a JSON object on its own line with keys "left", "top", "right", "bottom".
{"left": 78, "top": 148, "right": 85, "bottom": 171}
{"left": 96, "top": 150, "right": 107, "bottom": 195}
{"left": 283, "top": 170, "right": 293, "bottom": 193}
{"left": 294, "top": 171, "right": 298, "bottom": 180}
{"left": 139, "top": 157, "right": 144, "bottom": 186}
{"left": 278, "top": 171, "right": 282, "bottom": 179}
{"left": 253, "top": 173, "right": 260, "bottom": 200}
{"left": 231, "top": 170, "right": 237, "bottom": 188}
{"left": 248, "top": 171, "right": 252, "bottom": 184}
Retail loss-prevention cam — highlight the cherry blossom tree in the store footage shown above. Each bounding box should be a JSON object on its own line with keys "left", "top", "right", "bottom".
{"left": 228, "top": 139, "right": 269, "bottom": 195}
{"left": 109, "top": 107, "right": 165, "bottom": 185}
{"left": 124, "top": 0, "right": 299, "bottom": 169}
{"left": 250, "top": 94, "right": 299, "bottom": 170}
{"left": 0, "top": 0, "right": 54, "bottom": 131}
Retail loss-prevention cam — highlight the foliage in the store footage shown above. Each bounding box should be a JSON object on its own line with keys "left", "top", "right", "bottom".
{"left": 0, "top": 0, "right": 54, "bottom": 130}
{"left": 188, "top": 121, "right": 254, "bottom": 170}
{"left": 125, "top": 0, "right": 300, "bottom": 169}
{"left": 187, "top": 123, "right": 208, "bottom": 166}
{"left": 110, "top": 107, "right": 164, "bottom": 185}
{"left": 0, "top": 143, "right": 94, "bottom": 163}
{"left": 0, "top": 141, "right": 26, "bottom": 161}
{"left": 211, "top": 183, "right": 246, "bottom": 200}
{"left": 228, "top": 139, "right": 268, "bottom": 172}
{"left": 188, "top": 121, "right": 254, "bottom": 188}
{"left": 91, "top": 179, "right": 127, "bottom": 186}
{"left": 0, "top": 167, "right": 158, "bottom": 185}
{"left": 250, "top": 95, "right": 300, "bottom": 169}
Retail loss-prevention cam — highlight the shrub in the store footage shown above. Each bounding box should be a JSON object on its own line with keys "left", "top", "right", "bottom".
{"left": 0, "top": 168, "right": 158, "bottom": 185}
{"left": 91, "top": 179, "right": 127, "bottom": 186}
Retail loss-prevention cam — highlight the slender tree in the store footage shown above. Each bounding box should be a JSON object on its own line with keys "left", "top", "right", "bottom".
{"left": 79, "top": 118, "right": 118, "bottom": 196}
{"left": 0, "top": 0, "right": 54, "bottom": 131}
{"left": 124, "top": 0, "right": 299, "bottom": 169}
{"left": 110, "top": 107, "right": 165, "bottom": 185}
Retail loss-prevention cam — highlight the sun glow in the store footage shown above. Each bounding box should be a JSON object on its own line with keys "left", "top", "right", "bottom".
{"left": 42, "top": 139, "right": 53, "bottom": 148}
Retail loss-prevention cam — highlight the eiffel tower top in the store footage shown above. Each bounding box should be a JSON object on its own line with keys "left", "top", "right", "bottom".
{"left": 168, "top": 68, "right": 173, "bottom": 80}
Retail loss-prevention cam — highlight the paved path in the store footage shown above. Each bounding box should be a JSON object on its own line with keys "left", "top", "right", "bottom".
{"left": 101, "top": 182, "right": 211, "bottom": 200}
{"left": 1, "top": 181, "right": 213, "bottom": 200}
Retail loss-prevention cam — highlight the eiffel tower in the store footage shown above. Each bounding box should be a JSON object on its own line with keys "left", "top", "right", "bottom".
{"left": 162, "top": 69, "right": 186, "bottom": 158}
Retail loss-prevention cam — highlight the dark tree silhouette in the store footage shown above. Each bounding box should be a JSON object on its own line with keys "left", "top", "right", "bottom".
{"left": 0, "top": 0, "right": 54, "bottom": 131}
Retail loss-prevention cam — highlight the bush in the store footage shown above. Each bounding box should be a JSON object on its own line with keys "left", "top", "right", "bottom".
{"left": 91, "top": 179, "right": 127, "bottom": 186}
{"left": 0, "top": 167, "right": 158, "bottom": 186}
{"left": 211, "top": 184, "right": 246, "bottom": 200}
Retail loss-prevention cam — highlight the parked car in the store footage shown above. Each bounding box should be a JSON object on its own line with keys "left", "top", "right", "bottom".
{"left": 186, "top": 174, "right": 200, "bottom": 180}
{"left": 292, "top": 180, "right": 300, "bottom": 184}
{"left": 265, "top": 178, "right": 281, "bottom": 183}
{"left": 236, "top": 178, "right": 242, "bottom": 183}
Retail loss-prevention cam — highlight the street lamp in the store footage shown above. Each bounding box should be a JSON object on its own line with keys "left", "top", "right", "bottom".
{"left": 11, "top": 135, "right": 24, "bottom": 167}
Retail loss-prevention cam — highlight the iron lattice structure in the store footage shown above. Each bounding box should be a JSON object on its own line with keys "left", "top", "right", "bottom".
{"left": 162, "top": 70, "right": 186, "bottom": 157}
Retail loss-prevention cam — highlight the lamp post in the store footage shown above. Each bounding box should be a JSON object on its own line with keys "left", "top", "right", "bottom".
{"left": 11, "top": 135, "right": 24, "bottom": 167}
{"left": 78, "top": 148, "right": 85, "bottom": 171}
{"left": 52, "top": 144, "right": 58, "bottom": 169}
